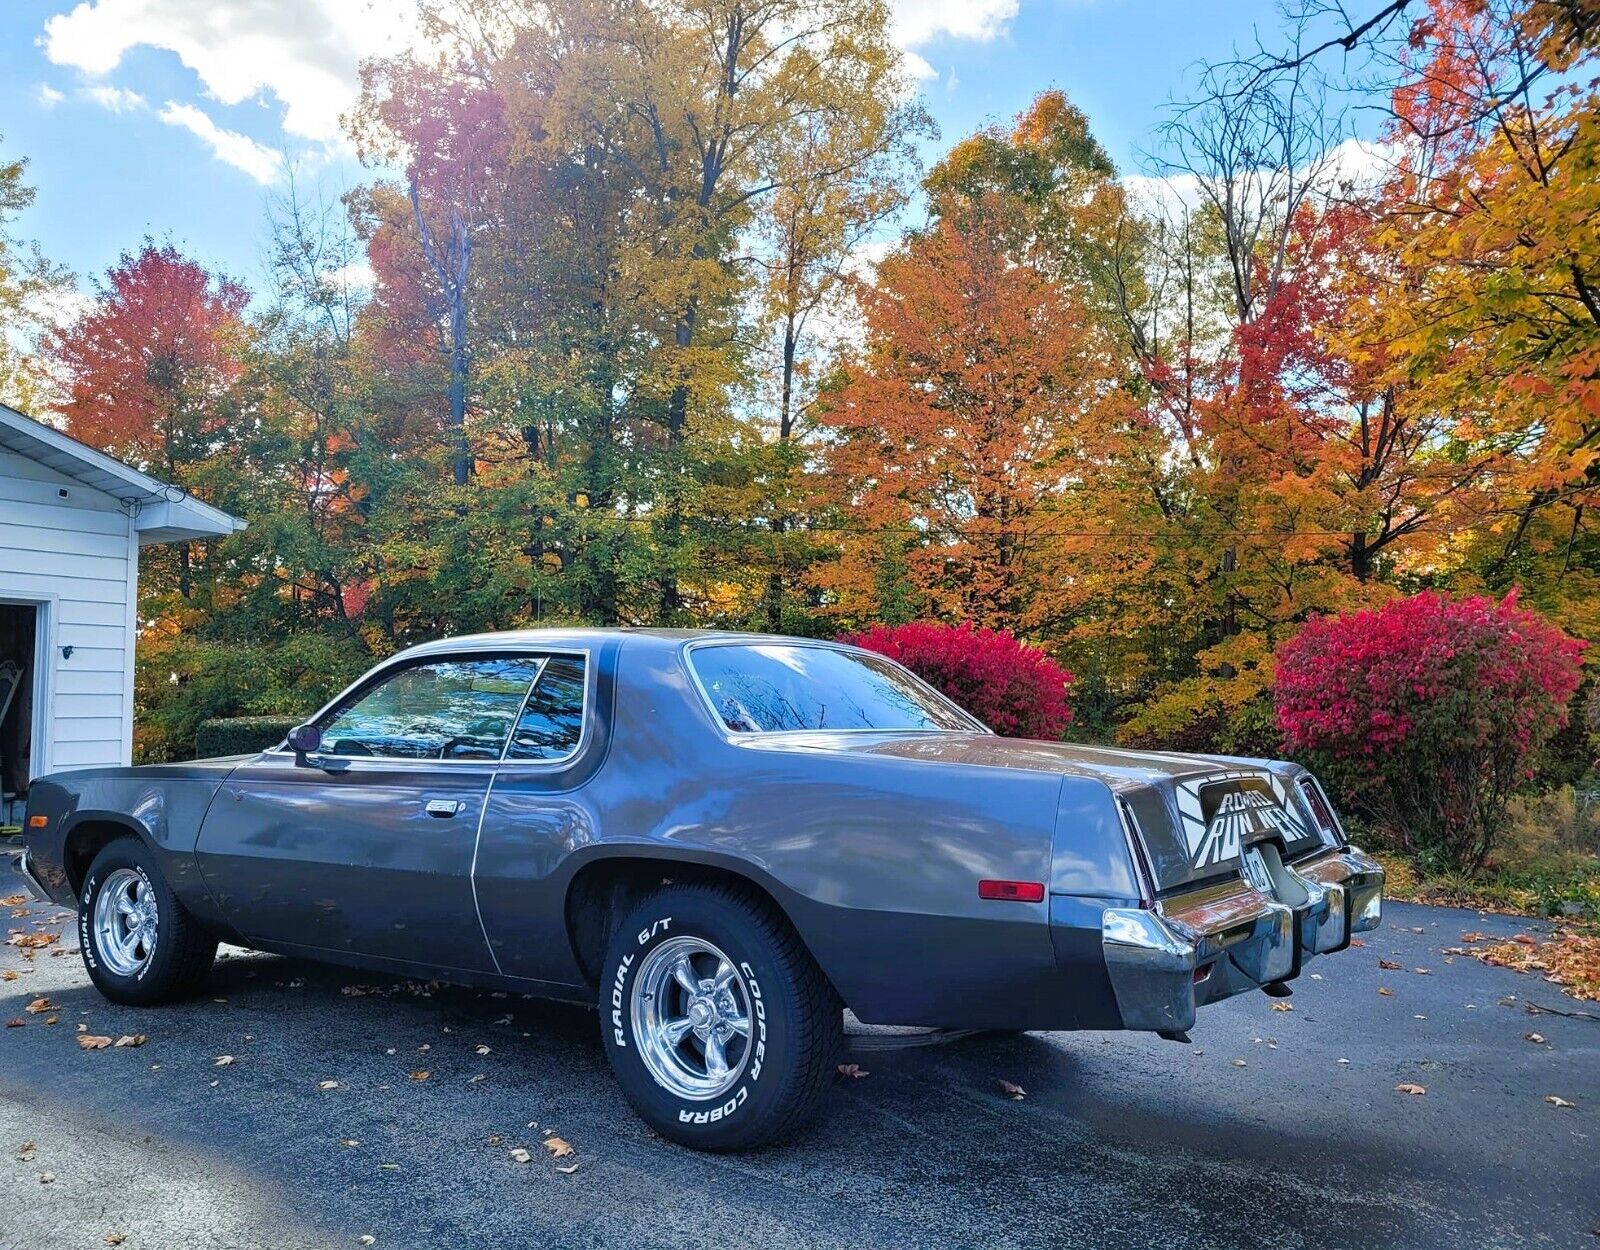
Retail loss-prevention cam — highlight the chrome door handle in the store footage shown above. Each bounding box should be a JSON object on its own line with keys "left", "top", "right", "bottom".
{"left": 425, "top": 799, "right": 465, "bottom": 818}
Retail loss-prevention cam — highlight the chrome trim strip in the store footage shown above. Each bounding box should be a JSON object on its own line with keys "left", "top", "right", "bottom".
{"left": 497, "top": 657, "right": 550, "bottom": 762}
{"left": 469, "top": 770, "right": 504, "bottom": 977}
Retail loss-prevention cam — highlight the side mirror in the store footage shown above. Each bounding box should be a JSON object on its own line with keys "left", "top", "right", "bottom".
{"left": 286, "top": 723, "right": 321, "bottom": 763}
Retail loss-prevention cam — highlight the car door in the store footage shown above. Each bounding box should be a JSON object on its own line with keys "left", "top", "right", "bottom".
{"left": 194, "top": 653, "right": 545, "bottom": 974}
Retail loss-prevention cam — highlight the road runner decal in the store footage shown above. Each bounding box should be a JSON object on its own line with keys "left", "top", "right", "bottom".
{"left": 1174, "top": 771, "right": 1308, "bottom": 869}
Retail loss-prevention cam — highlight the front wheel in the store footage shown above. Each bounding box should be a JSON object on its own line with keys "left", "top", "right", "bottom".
{"left": 78, "top": 837, "right": 216, "bottom": 1006}
{"left": 599, "top": 883, "right": 841, "bottom": 1151}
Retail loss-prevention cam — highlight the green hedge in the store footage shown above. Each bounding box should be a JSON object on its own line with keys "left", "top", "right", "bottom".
{"left": 195, "top": 716, "right": 302, "bottom": 758}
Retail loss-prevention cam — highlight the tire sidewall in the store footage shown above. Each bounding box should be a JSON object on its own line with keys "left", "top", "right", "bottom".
{"left": 602, "top": 892, "right": 798, "bottom": 1148}
{"left": 78, "top": 841, "right": 178, "bottom": 1004}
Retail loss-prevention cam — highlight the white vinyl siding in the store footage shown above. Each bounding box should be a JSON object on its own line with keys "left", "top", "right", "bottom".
{"left": 0, "top": 447, "right": 137, "bottom": 775}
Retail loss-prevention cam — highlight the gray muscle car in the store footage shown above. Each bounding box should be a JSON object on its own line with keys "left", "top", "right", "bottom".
{"left": 13, "top": 628, "right": 1383, "bottom": 1149}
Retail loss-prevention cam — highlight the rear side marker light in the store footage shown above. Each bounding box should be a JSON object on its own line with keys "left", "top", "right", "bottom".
{"left": 27, "top": 816, "right": 48, "bottom": 828}
{"left": 978, "top": 880, "right": 1045, "bottom": 903}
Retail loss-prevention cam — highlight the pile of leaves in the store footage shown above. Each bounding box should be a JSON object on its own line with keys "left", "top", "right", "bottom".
{"left": 842, "top": 621, "right": 1073, "bottom": 739}
{"left": 1447, "top": 931, "right": 1600, "bottom": 1003}
{"left": 1275, "top": 591, "right": 1585, "bottom": 872}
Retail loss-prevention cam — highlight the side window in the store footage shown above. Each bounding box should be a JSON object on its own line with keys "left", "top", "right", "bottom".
{"left": 319, "top": 657, "right": 542, "bottom": 760}
{"left": 505, "top": 655, "right": 587, "bottom": 762}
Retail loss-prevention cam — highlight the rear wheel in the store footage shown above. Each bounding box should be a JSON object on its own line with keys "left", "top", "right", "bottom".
{"left": 599, "top": 882, "right": 840, "bottom": 1151}
{"left": 78, "top": 837, "right": 216, "bottom": 1006}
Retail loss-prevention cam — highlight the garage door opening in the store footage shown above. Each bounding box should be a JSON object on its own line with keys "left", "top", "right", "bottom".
{"left": 0, "top": 602, "right": 39, "bottom": 829}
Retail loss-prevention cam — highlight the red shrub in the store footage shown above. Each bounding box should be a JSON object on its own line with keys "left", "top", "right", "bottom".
{"left": 1274, "top": 591, "right": 1586, "bottom": 870}
{"left": 842, "top": 621, "right": 1073, "bottom": 739}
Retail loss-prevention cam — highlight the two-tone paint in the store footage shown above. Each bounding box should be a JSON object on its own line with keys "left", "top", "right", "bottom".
{"left": 17, "top": 628, "right": 1382, "bottom": 1033}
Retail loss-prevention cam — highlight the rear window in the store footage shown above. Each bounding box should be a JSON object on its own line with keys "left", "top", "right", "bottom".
{"left": 688, "top": 643, "right": 981, "bottom": 734}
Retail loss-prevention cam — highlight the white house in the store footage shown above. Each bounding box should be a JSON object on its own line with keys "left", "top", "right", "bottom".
{"left": 0, "top": 402, "right": 243, "bottom": 825}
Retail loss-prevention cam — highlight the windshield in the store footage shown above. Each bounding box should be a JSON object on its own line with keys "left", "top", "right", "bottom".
{"left": 688, "top": 643, "right": 983, "bottom": 734}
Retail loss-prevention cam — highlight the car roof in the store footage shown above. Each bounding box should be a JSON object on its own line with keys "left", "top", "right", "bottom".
{"left": 391, "top": 626, "right": 848, "bottom": 663}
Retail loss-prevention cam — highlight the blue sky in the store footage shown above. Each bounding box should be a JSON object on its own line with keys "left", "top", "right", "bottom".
{"left": 1, "top": 0, "right": 1299, "bottom": 299}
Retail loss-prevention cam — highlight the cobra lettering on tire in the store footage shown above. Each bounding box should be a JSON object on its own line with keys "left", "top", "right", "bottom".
{"left": 597, "top": 881, "right": 840, "bottom": 1151}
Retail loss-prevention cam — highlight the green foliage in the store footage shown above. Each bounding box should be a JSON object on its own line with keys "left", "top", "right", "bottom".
{"left": 195, "top": 716, "right": 302, "bottom": 759}
{"left": 135, "top": 631, "right": 370, "bottom": 763}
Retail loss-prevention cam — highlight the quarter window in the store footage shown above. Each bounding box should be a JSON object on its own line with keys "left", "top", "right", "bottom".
{"left": 319, "top": 657, "right": 543, "bottom": 760}
{"left": 505, "top": 656, "right": 587, "bottom": 761}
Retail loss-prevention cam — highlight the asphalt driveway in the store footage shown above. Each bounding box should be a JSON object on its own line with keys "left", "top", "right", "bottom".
{"left": 1, "top": 899, "right": 1596, "bottom": 1250}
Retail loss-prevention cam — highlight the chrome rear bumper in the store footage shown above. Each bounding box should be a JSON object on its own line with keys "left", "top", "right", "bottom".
{"left": 7, "top": 847, "right": 50, "bottom": 903}
{"left": 1102, "top": 844, "right": 1384, "bottom": 1033}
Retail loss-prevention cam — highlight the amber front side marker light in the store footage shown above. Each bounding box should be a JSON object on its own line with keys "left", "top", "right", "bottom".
{"left": 27, "top": 815, "right": 49, "bottom": 828}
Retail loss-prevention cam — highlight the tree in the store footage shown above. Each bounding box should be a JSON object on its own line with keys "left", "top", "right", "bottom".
{"left": 47, "top": 242, "right": 250, "bottom": 599}
{"left": 0, "top": 136, "right": 72, "bottom": 412}
{"left": 815, "top": 202, "right": 1131, "bottom": 631}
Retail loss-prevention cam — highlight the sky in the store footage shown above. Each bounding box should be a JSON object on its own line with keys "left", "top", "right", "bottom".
{"left": 0, "top": 0, "right": 1306, "bottom": 300}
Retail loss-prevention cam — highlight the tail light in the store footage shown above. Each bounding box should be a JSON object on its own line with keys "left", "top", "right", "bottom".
{"left": 1117, "top": 798, "right": 1156, "bottom": 907}
{"left": 1297, "top": 777, "right": 1341, "bottom": 842}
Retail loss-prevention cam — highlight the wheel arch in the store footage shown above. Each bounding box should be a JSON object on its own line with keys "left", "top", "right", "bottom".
{"left": 562, "top": 849, "right": 843, "bottom": 1005}
{"left": 60, "top": 813, "right": 152, "bottom": 898}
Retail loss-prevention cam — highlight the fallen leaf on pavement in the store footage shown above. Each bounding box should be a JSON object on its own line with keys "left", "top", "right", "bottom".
{"left": 508, "top": 1147, "right": 532, "bottom": 1164}
{"left": 1525, "top": 1032, "right": 1546, "bottom": 1044}
{"left": 2, "top": 970, "right": 16, "bottom": 981}
{"left": 1232, "top": 1059, "right": 1247, "bottom": 1068}
{"left": 544, "top": 1137, "right": 574, "bottom": 1159}
{"left": 998, "top": 1079, "right": 1026, "bottom": 1099}
{"left": 104, "top": 1236, "right": 125, "bottom": 1246}
{"left": 1350, "top": 939, "right": 1365, "bottom": 947}
{"left": 4, "top": 1019, "right": 23, "bottom": 1029}
{"left": 1395, "top": 1083, "right": 1426, "bottom": 1096}
{"left": 409, "top": 1070, "right": 430, "bottom": 1082}
{"left": 837, "top": 1063, "right": 869, "bottom": 1078}
{"left": 77, "top": 1035, "right": 112, "bottom": 1050}
{"left": 1513, "top": 934, "right": 1537, "bottom": 946}
{"left": 39, "top": 1171, "right": 54, "bottom": 1184}
{"left": 486, "top": 1135, "right": 503, "bottom": 1146}
{"left": 556, "top": 1163, "right": 581, "bottom": 1175}
{"left": 17, "top": 1142, "right": 35, "bottom": 1162}
{"left": 1547, "top": 1095, "right": 1575, "bottom": 1108}
{"left": 1378, "top": 987, "right": 1394, "bottom": 996}
{"left": 113, "top": 1035, "right": 145, "bottom": 1048}
{"left": 9, "top": 933, "right": 57, "bottom": 949}
{"left": 213, "top": 1055, "right": 235, "bottom": 1067}
{"left": 1414, "top": 968, "right": 1432, "bottom": 975}
{"left": 475, "top": 1045, "right": 490, "bottom": 1056}
{"left": 1379, "top": 959, "right": 1402, "bottom": 970}
{"left": 0, "top": 895, "right": 25, "bottom": 906}
{"left": 1270, "top": 1001, "right": 1293, "bottom": 1012}
{"left": 358, "top": 1237, "right": 376, "bottom": 1247}
{"left": 318, "top": 1080, "right": 340, "bottom": 1090}
{"left": 1461, "top": 932, "right": 1487, "bottom": 943}
{"left": 1337, "top": 1058, "right": 1350, "bottom": 1065}
{"left": 340, "top": 1139, "right": 360, "bottom": 1148}
{"left": 24, "top": 997, "right": 52, "bottom": 1014}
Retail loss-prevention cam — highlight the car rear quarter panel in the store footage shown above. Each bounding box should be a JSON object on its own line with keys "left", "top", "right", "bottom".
{"left": 481, "top": 641, "right": 1126, "bottom": 1030}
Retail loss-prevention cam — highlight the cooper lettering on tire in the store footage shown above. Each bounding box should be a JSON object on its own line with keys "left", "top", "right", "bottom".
{"left": 598, "top": 881, "right": 840, "bottom": 1151}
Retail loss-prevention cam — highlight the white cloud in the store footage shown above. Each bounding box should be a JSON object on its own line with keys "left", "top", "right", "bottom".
{"left": 36, "top": 83, "right": 65, "bottom": 107}
{"left": 159, "top": 101, "right": 284, "bottom": 184}
{"left": 82, "top": 83, "right": 144, "bottom": 112}
{"left": 891, "top": 0, "right": 1019, "bottom": 47}
{"left": 42, "top": 0, "right": 419, "bottom": 145}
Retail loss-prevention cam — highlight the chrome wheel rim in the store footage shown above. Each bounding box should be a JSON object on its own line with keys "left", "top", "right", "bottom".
{"left": 93, "top": 868, "right": 158, "bottom": 977}
{"left": 631, "top": 936, "right": 753, "bottom": 1101}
